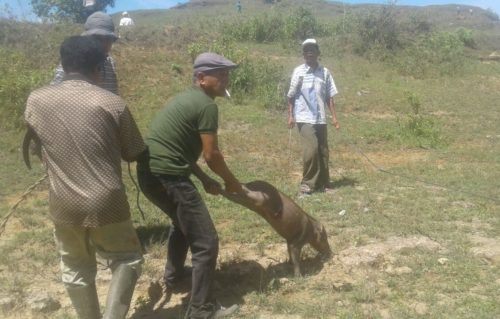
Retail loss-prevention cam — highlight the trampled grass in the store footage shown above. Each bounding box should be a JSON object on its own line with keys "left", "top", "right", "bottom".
{"left": 1, "top": 1, "right": 499, "bottom": 318}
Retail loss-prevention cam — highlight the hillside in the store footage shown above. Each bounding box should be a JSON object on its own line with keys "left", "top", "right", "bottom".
{"left": 1, "top": 0, "right": 499, "bottom": 318}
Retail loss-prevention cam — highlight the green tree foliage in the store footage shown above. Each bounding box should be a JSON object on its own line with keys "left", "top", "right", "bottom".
{"left": 30, "top": 0, "right": 114, "bottom": 23}
{"left": 355, "top": 6, "right": 401, "bottom": 55}
{"left": 283, "top": 6, "right": 320, "bottom": 40}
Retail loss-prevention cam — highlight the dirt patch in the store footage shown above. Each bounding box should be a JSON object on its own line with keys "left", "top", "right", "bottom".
{"left": 469, "top": 235, "right": 500, "bottom": 265}
{"left": 0, "top": 234, "right": 463, "bottom": 318}
{"left": 338, "top": 236, "right": 443, "bottom": 266}
{"left": 0, "top": 217, "right": 25, "bottom": 242}
{"left": 355, "top": 111, "right": 396, "bottom": 120}
{"left": 363, "top": 150, "right": 429, "bottom": 168}
{"left": 129, "top": 235, "right": 445, "bottom": 318}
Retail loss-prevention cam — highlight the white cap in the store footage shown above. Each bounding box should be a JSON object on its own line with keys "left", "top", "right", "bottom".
{"left": 302, "top": 38, "right": 318, "bottom": 47}
{"left": 122, "top": 11, "right": 128, "bottom": 16}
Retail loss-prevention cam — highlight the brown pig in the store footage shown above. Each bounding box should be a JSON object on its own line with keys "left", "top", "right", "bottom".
{"left": 220, "top": 180, "right": 332, "bottom": 277}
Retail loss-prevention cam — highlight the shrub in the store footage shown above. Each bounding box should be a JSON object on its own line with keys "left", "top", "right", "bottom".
{"left": 220, "top": 13, "right": 284, "bottom": 43}
{"left": 0, "top": 20, "right": 76, "bottom": 131}
{"left": 392, "top": 92, "right": 446, "bottom": 149}
{"left": 395, "top": 31, "right": 466, "bottom": 78}
{"left": 455, "top": 27, "right": 476, "bottom": 49}
{"left": 187, "top": 38, "right": 286, "bottom": 110}
{"left": 220, "top": 7, "right": 327, "bottom": 45}
{"left": 283, "top": 6, "right": 324, "bottom": 41}
{"left": 0, "top": 49, "right": 52, "bottom": 130}
{"left": 354, "top": 6, "right": 401, "bottom": 55}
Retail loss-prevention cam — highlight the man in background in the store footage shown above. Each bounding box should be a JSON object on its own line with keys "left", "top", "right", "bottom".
{"left": 287, "top": 38, "right": 340, "bottom": 196}
{"left": 119, "top": 11, "right": 135, "bottom": 27}
{"left": 119, "top": 11, "right": 135, "bottom": 39}
{"left": 52, "top": 11, "right": 119, "bottom": 95}
{"left": 137, "top": 52, "right": 242, "bottom": 319}
{"left": 24, "top": 36, "right": 145, "bottom": 319}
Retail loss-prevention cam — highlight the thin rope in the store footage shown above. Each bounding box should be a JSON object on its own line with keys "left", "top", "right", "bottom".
{"left": 127, "top": 162, "right": 146, "bottom": 221}
{"left": 339, "top": 127, "right": 499, "bottom": 204}
{"left": 0, "top": 174, "right": 48, "bottom": 236}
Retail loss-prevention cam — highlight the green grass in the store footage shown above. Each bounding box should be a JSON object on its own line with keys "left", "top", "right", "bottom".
{"left": 1, "top": 1, "right": 500, "bottom": 318}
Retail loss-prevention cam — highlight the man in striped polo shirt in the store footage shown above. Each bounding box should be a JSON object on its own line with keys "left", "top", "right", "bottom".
{"left": 287, "top": 38, "right": 340, "bottom": 196}
{"left": 52, "top": 12, "right": 119, "bottom": 95}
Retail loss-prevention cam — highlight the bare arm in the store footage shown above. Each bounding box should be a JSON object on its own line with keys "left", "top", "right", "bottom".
{"left": 287, "top": 97, "right": 295, "bottom": 129}
{"left": 119, "top": 107, "right": 146, "bottom": 162}
{"left": 191, "top": 162, "right": 221, "bottom": 195}
{"left": 328, "top": 97, "right": 340, "bottom": 129}
{"left": 200, "top": 133, "right": 242, "bottom": 193}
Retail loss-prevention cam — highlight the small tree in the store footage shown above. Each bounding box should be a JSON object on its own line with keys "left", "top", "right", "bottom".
{"left": 31, "top": 0, "right": 115, "bottom": 23}
{"left": 355, "top": 5, "right": 400, "bottom": 55}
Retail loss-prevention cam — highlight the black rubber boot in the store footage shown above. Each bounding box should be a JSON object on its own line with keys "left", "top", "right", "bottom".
{"left": 102, "top": 264, "right": 139, "bottom": 319}
{"left": 66, "top": 283, "right": 101, "bottom": 319}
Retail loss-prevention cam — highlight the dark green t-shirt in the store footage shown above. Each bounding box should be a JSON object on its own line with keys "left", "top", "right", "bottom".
{"left": 145, "top": 87, "right": 218, "bottom": 176}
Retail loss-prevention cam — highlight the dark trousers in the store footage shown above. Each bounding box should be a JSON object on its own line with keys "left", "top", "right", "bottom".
{"left": 137, "top": 169, "right": 219, "bottom": 318}
{"left": 297, "top": 123, "right": 330, "bottom": 191}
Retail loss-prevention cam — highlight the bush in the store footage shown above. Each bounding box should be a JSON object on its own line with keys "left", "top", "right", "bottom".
{"left": 392, "top": 92, "right": 446, "bottom": 149}
{"left": 395, "top": 31, "right": 466, "bottom": 78}
{"left": 187, "top": 38, "right": 286, "bottom": 110}
{"left": 283, "top": 6, "right": 324, "bottom": 41}
{"left": 0, "top": 49, "right": 52, "bottom": 130}
{"left": 221, "top": 7, "right": 327, "bottom": 45}
{"left": 354, "top": 6, "right": 401, "bottom": 55}
{"left": 455, "top": 27, "right": 476, "bottom": 49}
{"left": 220, "top": 13, "right": 284, "bottom": 43}
{"left": 0, "top": 20, "right": 76, "bottom": 131}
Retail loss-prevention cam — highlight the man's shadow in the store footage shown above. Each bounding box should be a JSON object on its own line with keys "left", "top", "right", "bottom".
{"left": 329, "top": 176, "right": 357, "bottom": 189}
{"left": 132, "top": 256, "right": 327, "bottom": 318}
{"left": 211, "top": 254, "right": 328, "bottom": 306}
{"left": 136, "top": 224, "right": 171, "bottom": 248}
{"left": 132, "top": 222, "right": 329, "bottom": 317}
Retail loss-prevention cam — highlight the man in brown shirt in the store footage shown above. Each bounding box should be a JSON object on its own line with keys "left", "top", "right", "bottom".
{"left": 24, "top": 36, "right": 145, "bottom": 319}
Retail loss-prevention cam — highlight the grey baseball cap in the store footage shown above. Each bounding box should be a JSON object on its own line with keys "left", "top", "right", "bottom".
{"left": 193, "top": 52, "right": 238, "bottom": 74}
{"left": 81, "top": 11, "right": 118, "bottom": 40}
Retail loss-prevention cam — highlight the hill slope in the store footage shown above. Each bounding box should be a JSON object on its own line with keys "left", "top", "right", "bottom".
{"left": 1, "top": 1, "right": 499, "bottom": 318}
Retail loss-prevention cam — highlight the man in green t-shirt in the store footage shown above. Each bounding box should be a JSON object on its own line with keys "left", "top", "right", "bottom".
{"left": 137, "top": 52, "right": 242, "bottom": 319}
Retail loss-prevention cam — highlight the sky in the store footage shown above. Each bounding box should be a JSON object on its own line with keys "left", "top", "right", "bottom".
{"left": 1, "top": 0, "right": 499, "bottom": 21}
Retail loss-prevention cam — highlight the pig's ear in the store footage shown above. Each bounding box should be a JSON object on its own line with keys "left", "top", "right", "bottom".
{"left": 319, "top": 225, "right": 329, "bottom": 241}
{"left": 314, "top": 225, "right": 323, "bottom": 241}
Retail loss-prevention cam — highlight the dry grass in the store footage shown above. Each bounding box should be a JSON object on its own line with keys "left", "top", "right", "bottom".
{"left": 1, "top": 1, "right": 500, "bottom": 318}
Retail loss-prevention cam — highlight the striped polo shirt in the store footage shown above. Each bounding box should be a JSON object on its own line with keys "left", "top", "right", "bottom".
{"left": 51, "top": 56, "right": 118, "bottom": 95}
{"left": 287, "top": 64, "right": 338, "bottom": 124}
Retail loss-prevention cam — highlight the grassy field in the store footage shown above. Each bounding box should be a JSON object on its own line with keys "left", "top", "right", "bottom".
{"left": 0, "top": 0, "right": 499, "bottom": 318}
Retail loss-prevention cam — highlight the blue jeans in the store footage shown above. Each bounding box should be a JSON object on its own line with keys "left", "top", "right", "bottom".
{"left": 137, "top": 169, "right": 219, "bottom": 319}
